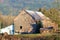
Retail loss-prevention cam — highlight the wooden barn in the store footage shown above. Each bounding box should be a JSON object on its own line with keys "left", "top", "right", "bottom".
{"left": 14, "top": 10, "right": 58, "bottom": 34}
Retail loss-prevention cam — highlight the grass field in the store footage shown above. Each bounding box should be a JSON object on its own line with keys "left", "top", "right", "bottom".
{"left": 13, "top": 32, "right": 53, "bottom": 38}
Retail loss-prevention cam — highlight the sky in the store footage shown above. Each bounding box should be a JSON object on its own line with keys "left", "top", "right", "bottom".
{"left": 0, "top": 0, "right": 59, "bottom": 15}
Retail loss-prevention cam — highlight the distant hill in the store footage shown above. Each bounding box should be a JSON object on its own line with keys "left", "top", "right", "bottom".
{"left": 0, "top": 0, "right": 60, "bottom": 15}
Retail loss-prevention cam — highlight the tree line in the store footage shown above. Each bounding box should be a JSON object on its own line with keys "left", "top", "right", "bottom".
{"left": 39, "top": 8, "right": 60, "bottom": 27}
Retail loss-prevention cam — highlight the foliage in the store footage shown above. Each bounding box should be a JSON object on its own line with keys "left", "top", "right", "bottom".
{"left": 55, "top": 35, "right": 60, "bottom": 40}
{"left": 39, "top": 8, "right": 60, "bottom": 27}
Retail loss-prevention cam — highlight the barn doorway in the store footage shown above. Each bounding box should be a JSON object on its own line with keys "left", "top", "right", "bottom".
{"left": 35, "top": 21, "right": 43, "bottom": 33}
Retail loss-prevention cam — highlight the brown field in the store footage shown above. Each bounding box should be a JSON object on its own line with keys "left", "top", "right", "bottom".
{"left": 0, "top": 33, "right": 59, "bottom": 40}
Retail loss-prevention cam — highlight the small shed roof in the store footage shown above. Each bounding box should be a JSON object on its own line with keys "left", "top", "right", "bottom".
{"left": 0, "top": 25, "right": 14, "bottom": 35}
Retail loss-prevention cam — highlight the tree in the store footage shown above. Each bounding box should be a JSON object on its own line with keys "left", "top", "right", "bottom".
{"left": 38, "top": 8, "right": 60, "bottom": 27}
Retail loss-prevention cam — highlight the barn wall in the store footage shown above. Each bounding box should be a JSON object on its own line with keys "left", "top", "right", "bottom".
{"left": 14, "top": 10, "right": 36, "bottom": 34}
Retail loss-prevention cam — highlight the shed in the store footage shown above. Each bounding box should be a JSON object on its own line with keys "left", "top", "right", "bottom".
{"left": 0, "top": 25, "right": 14, "bottom": 35}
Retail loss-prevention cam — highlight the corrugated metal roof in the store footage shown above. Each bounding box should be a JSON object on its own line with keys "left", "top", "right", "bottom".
{"left": 25, "top": 10, "right": 46, "bottom": 20}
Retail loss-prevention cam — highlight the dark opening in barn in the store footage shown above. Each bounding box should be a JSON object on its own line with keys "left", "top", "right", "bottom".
{"left": 20, "top": 26, "right": 22, "bottom": 29}
{"left": 36, "top": 21, "right": 43, "bottom": 33}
